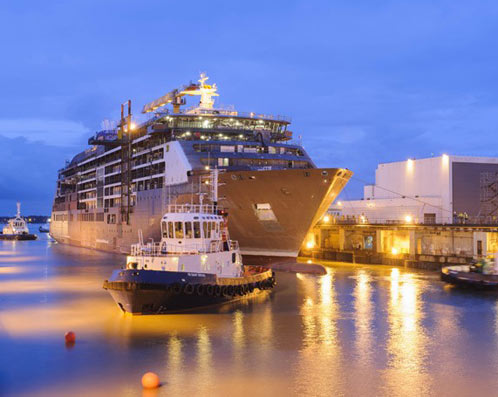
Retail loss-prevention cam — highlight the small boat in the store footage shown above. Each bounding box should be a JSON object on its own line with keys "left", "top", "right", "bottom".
{"left": 39, "top": 224, "right": 50, "bottom": 233}
{"left": 103, "top": 171, "right": 276, "bottom": 314}
{"left": 0, "top": 203, "right": 37, "bottom": 241}
{"left": 441, "top": 259, "right": 498, "bottom": 290}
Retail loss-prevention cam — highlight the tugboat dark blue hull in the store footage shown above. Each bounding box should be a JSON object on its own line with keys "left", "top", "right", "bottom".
{"left": 103, "top": 269, "right": 275, "bottom": 314}
{"left": 0, "top": 233, "right": 37, "bottom": 241}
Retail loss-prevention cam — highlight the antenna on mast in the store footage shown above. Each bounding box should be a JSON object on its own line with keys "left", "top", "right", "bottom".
{"left": 16, "top": 202, "right": 21, "bottom": 218}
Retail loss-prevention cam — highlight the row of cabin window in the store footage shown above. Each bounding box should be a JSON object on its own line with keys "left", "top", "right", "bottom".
{"left": 162, "top": 221, "right": 220, "bottom": 239}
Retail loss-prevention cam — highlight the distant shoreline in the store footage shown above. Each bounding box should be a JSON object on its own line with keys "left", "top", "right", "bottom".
{"left": 0, "top": 216, "right": 49, "bottom": 223}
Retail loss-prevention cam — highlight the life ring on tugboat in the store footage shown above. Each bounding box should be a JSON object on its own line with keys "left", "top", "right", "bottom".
{"left": 184, "top": 284, "right": 195, "bottom": 295}
{"left": 195, "top": 284, "right": 205, "bottom": 296}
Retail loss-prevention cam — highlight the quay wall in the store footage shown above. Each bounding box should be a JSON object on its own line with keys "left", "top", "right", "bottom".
{"left": 301, "top": 222, "right": 498, "bottom": 271}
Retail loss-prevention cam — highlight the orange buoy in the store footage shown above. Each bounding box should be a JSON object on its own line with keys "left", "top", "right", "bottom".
{"left": 65, "top": 331, "right": 76, "bottom": 344}
{"left": 141, "top": 372, "right": 160, "bottom": 389}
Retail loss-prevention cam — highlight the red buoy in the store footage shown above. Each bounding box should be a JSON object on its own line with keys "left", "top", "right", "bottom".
{"left": 141, "top": 372, "right": 160, "bottom": 389}
{"left": 65, "top": 331, "right": 76, "bottom": 344}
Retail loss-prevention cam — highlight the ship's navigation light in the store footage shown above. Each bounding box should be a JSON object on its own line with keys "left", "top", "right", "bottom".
{"left": 391, "top": 247, "right": 399, "bottom": 255}
{"left": 323, "top": 215, "right": 330, "bottom": 223}
{"left": 305, "top": 240, "right": 315, "bottom": 249}
{"left": 129, "top": 122, "right": 137, "bottom": 131}
{"left": 404, "top": 215, "right": 413, "bottom": 224}
{"left": 204, "top": 166, "right": 210, "bottom": 170}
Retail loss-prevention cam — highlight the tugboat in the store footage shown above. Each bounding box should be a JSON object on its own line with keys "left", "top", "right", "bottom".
{"left": 441, "top": 257, "right": 498, "bottom": 290}
{"left": 103, "top": 171, "right": 276, "bottom": 314}
{"left": 38, "top": 224, "right": 50, "bottom": 233}
{"left": 0, "top": 203, "right": 37, "bottom": 241}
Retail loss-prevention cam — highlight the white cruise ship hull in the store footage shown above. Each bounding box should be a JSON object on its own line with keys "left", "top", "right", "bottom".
{"left": 50, "top": 168, "right": 351, "bottom": 262}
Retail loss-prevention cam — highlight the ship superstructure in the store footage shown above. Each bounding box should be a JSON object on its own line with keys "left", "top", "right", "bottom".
{"left": 50, "top": 74, "right": 351, "bottom": 260}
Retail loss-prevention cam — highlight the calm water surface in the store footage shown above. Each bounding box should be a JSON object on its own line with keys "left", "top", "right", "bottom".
{"left": 1, "top": 229, "right": 498, "bottom": 396}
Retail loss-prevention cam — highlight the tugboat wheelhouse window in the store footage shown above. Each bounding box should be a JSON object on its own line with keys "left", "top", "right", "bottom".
{"left": 193, "top": 222, "right": 201, "bottom": 238}
{"left": 185, "top": 222, "right": 193, "bottom": 238}
{"left": 174, "top": 222, "right": 184, "bottom": 238}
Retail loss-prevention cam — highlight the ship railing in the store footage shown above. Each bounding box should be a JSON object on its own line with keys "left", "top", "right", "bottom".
{"left": 151, "top": 108, "right": 291, "bottom": 123}
{"left": 130, "top": 239, "right": 238, "bottom": 256}
{"left": 166, "top": 204, "right": 222, "bottom": 215}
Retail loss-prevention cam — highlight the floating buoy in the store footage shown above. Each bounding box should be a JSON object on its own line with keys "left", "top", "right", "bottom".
{"left": 65, "top": 331, "right": 76, "bottom": 344}
{"left": 141, "top": 372, "right": 160, "bottom": 389}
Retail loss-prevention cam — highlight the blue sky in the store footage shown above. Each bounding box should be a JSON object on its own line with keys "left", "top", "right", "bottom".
{"left": 1, "top": 0, "right": 498, "bottom": 214}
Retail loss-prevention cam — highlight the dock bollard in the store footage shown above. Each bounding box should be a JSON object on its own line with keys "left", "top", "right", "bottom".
{"left": 65, "top": 331, "right": 76, "bottom": 344}
{"left": 142, "top": 372, "right": 160, "bottom": 389}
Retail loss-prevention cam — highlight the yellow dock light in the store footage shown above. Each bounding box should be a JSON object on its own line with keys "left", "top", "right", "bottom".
{"left": 407, "top": 158, "right": 414, "bottom": 172}
{"left": 442, "top": 154, "right": 449, "bottom": 167}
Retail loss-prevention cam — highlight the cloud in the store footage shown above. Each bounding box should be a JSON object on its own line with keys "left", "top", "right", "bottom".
{"left": 0, "top": 135, "right": 69, "bottom": 214}
{"left": 0, "top": 119, "right": 89, "bottom": 147}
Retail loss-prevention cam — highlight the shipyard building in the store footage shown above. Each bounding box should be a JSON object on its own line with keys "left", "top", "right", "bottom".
{"left": 303, "top": 155, "right": 498, "bottom": 268}
{"left": 336, "top": 155, "right": 498, "bottom": 225}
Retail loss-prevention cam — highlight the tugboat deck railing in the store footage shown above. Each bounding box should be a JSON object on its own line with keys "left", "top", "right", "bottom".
{"left": 130, "top": 239, "right": 238, "bottom": 257}
{"left": 166, "top": 204, "right": 222, "bottom": 215}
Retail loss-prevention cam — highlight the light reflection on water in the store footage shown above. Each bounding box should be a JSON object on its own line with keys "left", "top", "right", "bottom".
{"left": 384, "top": 270, "right": 431, "bottom": 396}
{"left": 295, "top": 269, "right": 343, "bottom": 395}
{"left": 2, "top": 238, "right": 498, "bottom": 395}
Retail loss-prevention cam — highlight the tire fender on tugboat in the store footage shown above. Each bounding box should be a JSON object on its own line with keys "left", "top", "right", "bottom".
{"left": 195, "top": 284, "right": 205, "bottom": 296}
{"left": 172, "top": 283, "right": 182, "bottom": 294}
{"left": 184, "top": 284, "right": 194, "bottom": 295}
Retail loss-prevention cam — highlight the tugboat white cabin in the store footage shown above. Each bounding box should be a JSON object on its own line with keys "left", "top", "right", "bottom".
{"left": 127, "top": 204, "right": 243, "bottom": 278}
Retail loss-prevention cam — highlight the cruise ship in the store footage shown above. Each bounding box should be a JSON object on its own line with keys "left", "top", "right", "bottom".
{"left": 50, "top": 74, "right": 352, "bottom": 262}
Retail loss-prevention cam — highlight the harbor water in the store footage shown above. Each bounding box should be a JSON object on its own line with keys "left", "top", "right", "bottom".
{"left": 2, "top": 228, "right": 498, "bottom": 396}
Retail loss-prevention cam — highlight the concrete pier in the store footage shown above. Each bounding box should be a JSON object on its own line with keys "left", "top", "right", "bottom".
{"left": 302, "top": 221, "right": 498, "bottom": 270}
